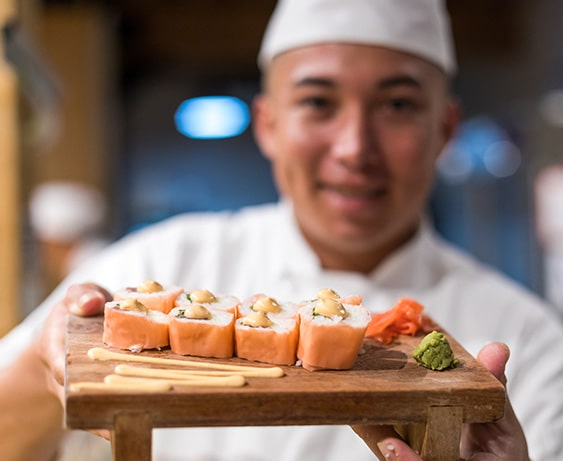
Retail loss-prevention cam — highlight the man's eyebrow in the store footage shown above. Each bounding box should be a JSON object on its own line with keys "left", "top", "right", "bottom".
{"left": 378, "top": 75, "right": 423, "bottom": 90}
{"left": 293, "top": 77, "right": 335, "bottom": 88}
{"left": 292, "top": 75, "right": 424, "bottom": 90}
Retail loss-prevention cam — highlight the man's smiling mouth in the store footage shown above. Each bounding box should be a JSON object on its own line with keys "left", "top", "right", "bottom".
{"left": 319, "top": 183, "right": 387, "bottom": 199}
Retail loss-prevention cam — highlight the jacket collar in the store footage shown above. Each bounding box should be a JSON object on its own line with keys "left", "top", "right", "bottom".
{"left": 277, "top": 200, "right": 442, "bottom": 292}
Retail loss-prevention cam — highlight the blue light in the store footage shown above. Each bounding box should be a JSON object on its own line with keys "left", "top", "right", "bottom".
{"left": 174, "top": 96, "right": 250, "bottom": 139}
{"left": 438, "top": 116, "right": 521, "bottom": 182}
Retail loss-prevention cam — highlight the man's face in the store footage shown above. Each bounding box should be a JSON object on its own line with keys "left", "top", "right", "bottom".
{"left": 254, "top": 44, "right": 457, "bottom": 271}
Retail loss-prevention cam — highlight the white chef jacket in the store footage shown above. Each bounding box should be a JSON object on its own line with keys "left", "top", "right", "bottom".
{"left": 2, "top": 200, "right": 562, "bottom": 461}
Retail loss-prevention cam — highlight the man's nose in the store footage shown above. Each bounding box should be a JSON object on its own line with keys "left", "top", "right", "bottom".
{"left": 331, "top": 107, "right": 378, "bottom": 168}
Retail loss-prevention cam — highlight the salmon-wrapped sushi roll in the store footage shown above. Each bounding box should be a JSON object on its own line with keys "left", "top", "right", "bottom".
{"left": 237, "top": 294, "right": 298, "bottom": 320}
{"left": 169, "top": 304, "right": 235, "bottom": 358}
{"left": 235, "top": 310, "right": 299, "bottom": 366}
{"left": 177, "top": 289, "right": 240, "bottom": 315}
{"left": 297, "top": 293, "right": 371, "bottom": 371}
{"left": 103, "top": 298, "right": 169, "bottom": 352}
{"left": 113, "top": 280, "right": 184, "bottom": 314}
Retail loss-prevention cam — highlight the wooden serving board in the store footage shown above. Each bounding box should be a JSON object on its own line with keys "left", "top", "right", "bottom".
{"left": 65, "top": 314, "right": 505, "bottom": 461}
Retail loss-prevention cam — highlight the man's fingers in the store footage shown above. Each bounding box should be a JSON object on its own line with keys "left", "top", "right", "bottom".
{"left": 89, "top": 429, "right": 111, "bottom": 441}
{"left": 351, "top": 424, "right": 397, "bottom": 457}
{"left": 476, "top": 342, "right": 510, "bottom": 385}
{"left": 352, "top": 424, "right": 425, "bottom": 461}
{"left": 65, "top": 283, "right": 111, "bottom": 317}
{"left": 31, "top": 301, "right": 69, "bottom": 407}
{"left": 376, "top": 437, "right": 423, "bottom": 461}
{"left": 40, "top": 302, "right": 68, "bottom": 385}
{"left": 351, "top": 425, "right": 425, "bottom": 460}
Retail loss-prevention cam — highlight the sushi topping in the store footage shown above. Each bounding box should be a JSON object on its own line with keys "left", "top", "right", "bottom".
{"left": 316, "top": 288, "right": 340, "bottom": 301}
{"left": 178, "top": 304, "right": 212, "bottom": 320}
{"left": 137, "top": 280, "right": 164, "bottom": 293}
{"left": 312, "top": 299, "right": 347, "bottom": 319}
{"left": 240, "top": 311, "right": 274, "bottom": 328}
{"left": 188, "top": 289, "right": 217, "bottom": 304}
{"left": 252, "top": 296, "right": 281, "bottom": 314}
{"left": 116, "top": 298, "right": 149, "bottom": 313}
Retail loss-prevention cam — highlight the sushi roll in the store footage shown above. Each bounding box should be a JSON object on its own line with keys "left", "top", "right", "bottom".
{"left": 177, "top": 289, "right": 240, "bottom": 316}
{"left": 297, "top": 293, "right": 371, "bottom": 371}
{"left": 113, "top": 280, "right": 184, "bottom": 314}
{"left": 168, "top": 304, "right": 235, "bottom": 358}
{"left": 103, "top": 298, "right": 169, "bottom": 352}
{"left": 234, "top": 310, "right": 299, "bottom": 366}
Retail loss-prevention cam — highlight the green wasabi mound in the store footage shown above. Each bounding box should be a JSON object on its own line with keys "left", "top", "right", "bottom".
{"left": 412, "top": 331, "right": 459, "bottom": 371}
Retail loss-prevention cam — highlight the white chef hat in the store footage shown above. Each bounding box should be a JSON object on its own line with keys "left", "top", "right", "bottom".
{"left": 258, "top": 0, "right": 456, "bottom": 76}
{"left": 29, "top": 181, "right": 107, "bottom": 242}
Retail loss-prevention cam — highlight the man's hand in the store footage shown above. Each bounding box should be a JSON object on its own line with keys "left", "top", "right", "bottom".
{"left": 352, "top": 342, "right": 530, "bottom": 460}
{"left": 36, "top": 283, "right": 111, "bottom": 403}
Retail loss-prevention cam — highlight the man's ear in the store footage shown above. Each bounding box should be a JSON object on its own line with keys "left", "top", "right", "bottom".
{"left": 436, "top": 96, "right": 462, "bottom": 160}
{"left": 443, "top": 96, "right": 461, "bottom": 146}
{"left": 252, "top": 94, "right": 277, "bottom": 161}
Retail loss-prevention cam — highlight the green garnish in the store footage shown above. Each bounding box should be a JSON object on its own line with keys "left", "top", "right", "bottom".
{"left": 413, "top": 331, "right": 459, "bottom": 371}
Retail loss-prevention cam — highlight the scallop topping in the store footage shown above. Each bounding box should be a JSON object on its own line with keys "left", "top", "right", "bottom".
{"left": 136, "top": 279, "right": 164, "bottom": 293}
{"left": 240, "top": 311, "right": 274, "bottom": 328}
{"left": 188, "top": 289, "right": 217, "bottom": 304}
{"left": 313, "top": 298, "right": 348, "bottom": 319}
{"left": 252, "top": 296, "right": 281, "bottom": 314}
{"left": 116, "top": 298, "right": 149, "bottom": 313}
{"left": 177, "top": 304, "right": 212, "bottom": 320}
{"left": 316, "top": 288, "right": 340, "bottom": 301}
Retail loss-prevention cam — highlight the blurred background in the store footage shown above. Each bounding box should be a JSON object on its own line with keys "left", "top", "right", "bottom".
{"left": 1, "top": 0, "right": 563, "bottom": 336}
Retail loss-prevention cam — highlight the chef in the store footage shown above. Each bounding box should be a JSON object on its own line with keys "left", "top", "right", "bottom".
{"left": 1, "top": 1, "right": 562, "bottom": 460}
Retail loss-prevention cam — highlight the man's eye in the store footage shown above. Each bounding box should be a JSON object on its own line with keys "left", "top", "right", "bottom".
{"left": 301, "top": 96, "right": 331, "bottom": 110}
{"left": 388, "top": 98, "right": 418, "bottom": 112}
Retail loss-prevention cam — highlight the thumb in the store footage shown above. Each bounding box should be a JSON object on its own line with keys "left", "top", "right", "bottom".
{"left": 476, "top": 342, "right": 510, "bottom": 385}
{"left": 65, "top": 283, "right": 111, "bottom": 317}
